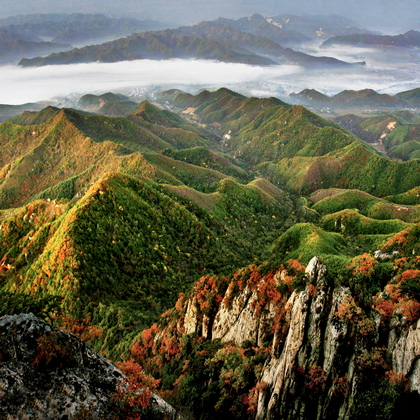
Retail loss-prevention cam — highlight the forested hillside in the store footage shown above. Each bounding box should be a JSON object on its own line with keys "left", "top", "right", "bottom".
{"left": 1, "top": 88, "right": 420, "bottom": 419}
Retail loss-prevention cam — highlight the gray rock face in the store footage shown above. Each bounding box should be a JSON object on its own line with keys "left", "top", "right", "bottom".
{"left": 0, "top": 313, "right": 179, "bottom": 420}
{"left": 0, "top": 313, "right": 124, "bottom": 419}
{"left": 256, "top": 256, "right": 362, "bottom": 420}
{"left": 177, "top": 256, "right": 420, "bottom": 419}
{"left": 390, "top": 318, "right": 420, "bottom": 392}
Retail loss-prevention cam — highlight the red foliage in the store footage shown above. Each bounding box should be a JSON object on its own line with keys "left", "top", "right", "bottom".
{"left": 308, "top": 284, "right": 317, "bottom": 297}
{"left": 373, "top": 266, "right": 420, "bottom": 324}
{"left": 299, "top": 365, "right": 327, "bottom": 395}
{"left": 374, "top": 298, "right": 397, "bottom": 319}
{"left": 110, "top": 359, "right": 162, "bottom": 419}
{"left": 335, "top": 296, "right": 362, "bottom": 321}
{"left": 354, "top": 347, "right": 388, "bottom": 377}
{"left": 401, "top": 269, "right": 420, "bottom": 281}
{"left": 244, "top": 381, "right": 267, "bottom": 414}
{"left": 175, "top": 293, "right": 184, "bottom": 312}
{"left": 117, "top": 359, "right": 161, "bottom": 390}
{"left": 58, "top": 315, "right": 103, "bottom": 343}
{"left": 141, "top": 324, "right": 158, "bottom": 350}
{"left": 400, "top": 300, "right": 420, "bottom": 323}
{"left": 385, "top": 370, "right": 408, "bottom": 388}
{"left": 384, "top": 227, "right": 411, "bottom": 250}
{"left": 333, "top": 376, "right": 350, "bottom": 397}
{"left": 243, "top": 267, "right": 287, "bottom": 316}
{"left": 348, "top": 253, "right": 377, "bottom": 276}
{"left": 158, "top": 335, "right": 180, "bottom": 360}
{"left": 195, "top": 275, "right": 220, "bottom": 313}
{"left": 130, "top": 324, "right": 159, "bottom": 365}
{"left": 286, "top": 259, "right": 306, "bottom": 273}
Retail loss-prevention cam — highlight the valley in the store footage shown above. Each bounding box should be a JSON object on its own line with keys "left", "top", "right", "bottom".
{"left": 2, "top": 5, "right": 420, "bottom": 419}
{"left": 1, "top": 85, "right": 420, "bottom": 419}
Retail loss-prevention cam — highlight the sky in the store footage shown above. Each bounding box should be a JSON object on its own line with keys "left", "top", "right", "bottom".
{"left": 1, "top": 0, "right": 419, "bottom": 30}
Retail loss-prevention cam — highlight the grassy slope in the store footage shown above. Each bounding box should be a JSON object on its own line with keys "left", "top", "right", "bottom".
{"left": 3, "top": 88, "right": 420, "bottom": 367}
{"left": 0, "top": 170, "right": 293, "bottom": 358}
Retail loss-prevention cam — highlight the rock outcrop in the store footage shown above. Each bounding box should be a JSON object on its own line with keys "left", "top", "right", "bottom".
{"left": 170, "top": 256, "right": 420, "bottom": 419}
{"left": 0, "top": 313, "right": 177, "bottom": 420}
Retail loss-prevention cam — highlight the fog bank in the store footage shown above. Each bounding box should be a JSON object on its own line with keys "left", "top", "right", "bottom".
{"left": 1, "top": 57, "right": 419, "bottom": 106}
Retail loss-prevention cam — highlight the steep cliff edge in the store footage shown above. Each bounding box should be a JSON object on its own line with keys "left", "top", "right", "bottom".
{"left": 134, "top": 256, "right": 420, "bottom": 420}
{"left": 0, "top": 313, "right": 177, "bottom": 419}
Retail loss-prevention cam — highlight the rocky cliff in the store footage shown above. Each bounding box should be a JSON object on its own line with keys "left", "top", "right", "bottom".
{"left": 139, "top": 256, "right": 420, "bottom": 420}
{"left": 0, "top": 313, "right": 177, "bottom": 420}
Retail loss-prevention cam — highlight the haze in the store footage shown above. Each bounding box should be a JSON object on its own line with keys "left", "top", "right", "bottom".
{"left": 1, "top": 52, "right": 418, "bottom": 106}
{"left": 1, "top": 0, "right": 419, "bottom": 31}
{"left": 1, "top": 0, "right": 420, "bottom": 105}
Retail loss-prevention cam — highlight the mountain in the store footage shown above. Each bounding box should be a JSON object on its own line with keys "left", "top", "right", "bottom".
{"left": 124, "top": 255, "right": 420, "bottom": 420}
{"left": 0, "top": 102, "right": 45, "bottom": 123}
{"left": 268, "top": 13, "right": 376, "bottom": 39}
{"left": 0, "top": 103, "right": 223, "bottom": 208}
{"left": 3, "top": 87, "right": 420, "bottom": 418}
{"left": 168, "top": 21, "right": 352, "bottom": 68}
{"left": 395, "top": 87, "right": 420, "bottom": 106}
{"left": 77, "top": 92, "right": 139, "bottom": 117}
{"left": 334, "top": 111, "right": 420, "bottom": 161}
{"left": 0, "top": 98, "right": 294, "bottom": 357}
{"left": 322, "top": 30, "right": 420, "bottom": 47}
{"left": 289, "top": 88, "right": 406, "bottom": 109}
{"left": 289, "top": 88, "right": 333, "bottom": 106}
{"left": 0, "top": 28, "right": 72, "bottom": 64}
{"left": 0, "top": 13, "right": 68, "bottom": 26}
{"left": 18, "top": 30, "right": 278, "bottom": 67}
{"left": 0, "top": 13, "right": 169, "bottom": 46}
{"left": 331, "top": 89, "right": 404, "bottom": 107}
{"left": 207, "top": 13, "right": 374, "bottom": 45}
{"left": 18, "top": 21, "right": 354, "bottom": 69}
{"left": 213, "top": 14, "right": 312, "bottom": 47}
{"left": 163, "top": 88, "right": 420, "bottom": 197}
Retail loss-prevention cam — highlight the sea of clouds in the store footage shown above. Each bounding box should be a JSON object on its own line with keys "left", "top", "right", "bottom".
{"left": 1, "top": 44, "right": 420, "bottom": 105}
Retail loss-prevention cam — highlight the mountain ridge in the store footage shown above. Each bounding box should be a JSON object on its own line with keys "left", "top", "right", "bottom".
{"left": 2, "top": 87, "right": 420, "bottom": 419}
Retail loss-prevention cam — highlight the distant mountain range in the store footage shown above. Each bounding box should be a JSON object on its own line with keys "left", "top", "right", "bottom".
{"left": 211, "top": 13, "right": 375, "bottom": 46}
{"left": 0, "top": 28, "right": 72, "bottom": 64}
{"left": 0, "top": 13, "right": 169, "bottom": 45}
{"left": 322, "top": 30, "right": 420, "bottom": 47}
{"left": 0, "top": 102, "right": 45, "bottom": 123}
{"left": 18, "top": 19, "right": 356, "bottom": 68}
{"left": 289, "top": 87, "right": 420, "bottom": 109}
{"left": 0, "top": 13, "right": 169, "bottom": 64}
{"left": 0, "top": 12, "right": 384, "bottom": 68}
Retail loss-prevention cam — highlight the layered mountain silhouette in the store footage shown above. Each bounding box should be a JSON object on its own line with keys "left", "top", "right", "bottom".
{"left": 214, "top": 13, "right": 312, "bottom": 47}
{"left": 212, "top": 13, "right": 376, "bottom": 47}
{"left": 0, "top": 28, "right": 72, "bottom": 64}
{"left": 290, "top": 88, "right": 408, "bottom": 109}
{"left": 76, "top": 92, "right": 139, "bottom": 117}
{"left": 322, "top": 30, "right": 420, "bottom": 47}
{"left": 0, "top": 13, "right": 168, "bottom": 46}
{"left": 18, "top": 20, "right": 353, "bottom": 68}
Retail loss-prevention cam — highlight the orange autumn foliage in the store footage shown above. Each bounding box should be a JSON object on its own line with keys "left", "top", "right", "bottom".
{"left": 244, "top": 381, "right": 267, "bottom": 414}
{"left": 383, "top": 227, "right": 411, "bottom": 250}
{"left": 348, "top": 253, "right": 377, "bottom": 276}
{"left": 400, "top": 300, "right": 420, "bottom": 323}
{"left": 113, "top": 359, "right": 160, "bottom": 420}
{"left": 58, "top": 315, "right": 103, "bottom": 343}
{"left": 401, "top": 269, "right": 420, "bottom": 281}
